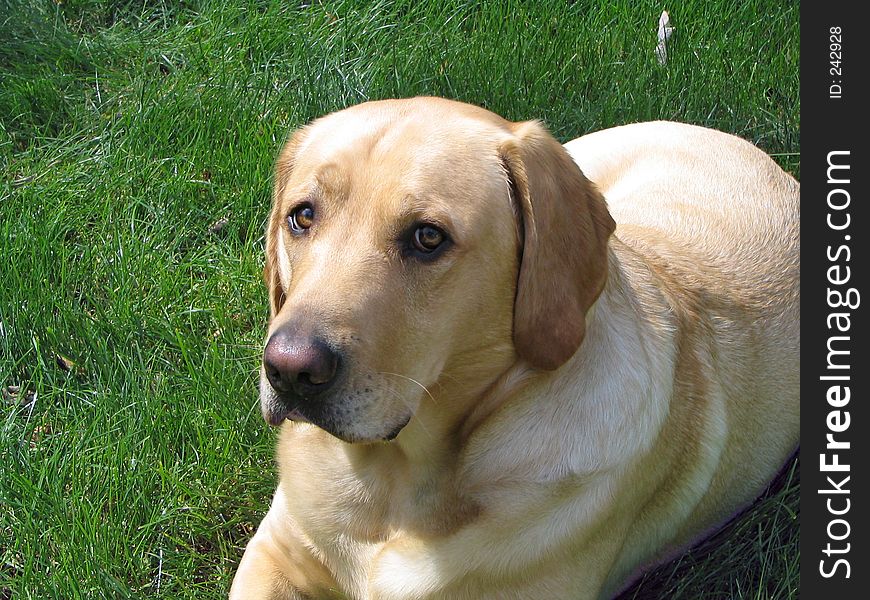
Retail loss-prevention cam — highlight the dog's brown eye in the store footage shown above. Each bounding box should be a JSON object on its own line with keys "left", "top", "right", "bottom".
{"left": 288, "top": 204, "right": 314, "bottom": 233}
{"left": 413, "top": 225, "right": 445, "bottom": 253}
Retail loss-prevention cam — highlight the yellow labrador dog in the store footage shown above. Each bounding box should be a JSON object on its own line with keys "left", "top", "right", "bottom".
{"left": 231, "top": 97, "right": 799, "bottom": 599}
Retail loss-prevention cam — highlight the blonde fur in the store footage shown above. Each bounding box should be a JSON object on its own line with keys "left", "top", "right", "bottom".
{"left": 231, "top": 98, "right": 799, "bottom": 599}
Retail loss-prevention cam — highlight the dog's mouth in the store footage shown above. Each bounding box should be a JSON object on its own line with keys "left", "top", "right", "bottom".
{"left": 265, "top": 403, "right": 311, "bottom": 427}
{"left": 264, "top": 394, "right": 412, "bottom": 443}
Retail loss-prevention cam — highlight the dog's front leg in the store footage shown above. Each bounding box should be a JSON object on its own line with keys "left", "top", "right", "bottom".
{"left": 230, "top": 533, "right": 302, "bottom": 599}
{"left": 230, "top": 492, "right": 340, "bottom": 599}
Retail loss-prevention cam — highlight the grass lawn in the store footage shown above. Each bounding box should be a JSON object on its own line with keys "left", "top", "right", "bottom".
{"left": 1, "top": 0, "right": 799, "bottom": 598}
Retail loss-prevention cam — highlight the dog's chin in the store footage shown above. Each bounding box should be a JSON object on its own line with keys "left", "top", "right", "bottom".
{"left": 322, "top": 413, "right": 412, "bottom": 444}
{"left": 260, "top": 384, "right": 412, "bottom": 443}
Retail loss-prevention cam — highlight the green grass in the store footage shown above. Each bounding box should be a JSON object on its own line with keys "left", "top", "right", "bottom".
{"left": 1, "top": 0, "right": 799, "bottom": 598}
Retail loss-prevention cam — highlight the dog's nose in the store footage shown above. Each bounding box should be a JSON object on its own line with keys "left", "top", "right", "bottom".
{"left": 263, "top": 329, "right": 340, "bottom": 396}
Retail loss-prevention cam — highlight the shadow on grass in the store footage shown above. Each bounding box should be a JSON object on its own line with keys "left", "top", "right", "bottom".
{"left": 618, "top": 453, "right": 799, "bottom": 600}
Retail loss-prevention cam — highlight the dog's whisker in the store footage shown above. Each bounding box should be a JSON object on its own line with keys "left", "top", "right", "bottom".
{"left": 378, "top": 371, "right": 437, "bottom": 406}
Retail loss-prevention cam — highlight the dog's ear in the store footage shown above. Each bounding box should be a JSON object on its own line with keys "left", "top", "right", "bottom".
{"left": 500, "top": 120, "right": 615, "bottom": 370}
{"left": 264, "top": 128, "right": 308, "bottom": 319}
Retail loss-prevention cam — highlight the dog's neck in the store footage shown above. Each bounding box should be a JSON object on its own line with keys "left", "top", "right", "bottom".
{"left": 335, "top": 340, "right": 524, "bottom": 527}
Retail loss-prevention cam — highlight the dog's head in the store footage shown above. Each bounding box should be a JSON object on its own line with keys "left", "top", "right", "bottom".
{"left": 260, "top": 98, "right": 614, "bottom": 443}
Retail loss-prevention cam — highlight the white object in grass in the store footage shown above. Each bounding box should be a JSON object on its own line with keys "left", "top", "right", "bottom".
{"left": 656, "top": 10, "right": 674, "bottom": 65}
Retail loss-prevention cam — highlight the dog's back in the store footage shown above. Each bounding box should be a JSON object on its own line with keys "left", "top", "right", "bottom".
{"left": 564, "top": 121, "right": 798, "bottom": 281}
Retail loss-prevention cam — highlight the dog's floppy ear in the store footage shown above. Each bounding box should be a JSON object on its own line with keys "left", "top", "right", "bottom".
{"left": 500, "top": 120, "right": 616, "bottom": 370}
{"left": 264, "top": 128, "right": 308, "bottom": 319}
